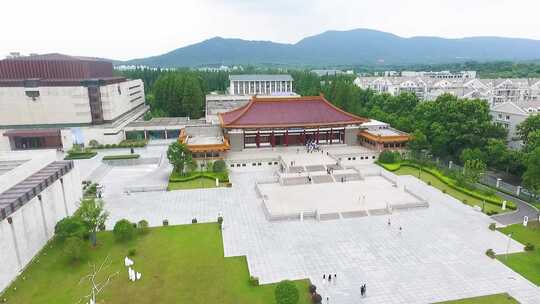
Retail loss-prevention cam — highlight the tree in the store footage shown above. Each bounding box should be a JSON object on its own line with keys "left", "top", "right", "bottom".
{"left": 407, "top": 130, "right": 428, "bottom": 158}
{"left": 517, "top": 115, "right": 540, "bottom": 144}
{"left": 460, "top": 148, "right": 485, "bottom": 164}
{"left": 524, "top": 130, "right": 540, "bottom": 153}
{"left": 523, "top": 147, "right": 540, "bottom": 196}
{"left": 55, "top": 216, "right": 87, "bottom": 242}
{"left": 78, "top": 255, "right": 119, "bottom": 304}
{"left": 213, "top": 160, "right": 226, "bottom": 173}
{"left": 274, "top": 280, "right": 299, "bottom": 304}
{"left": 78, "top": 199, "right": 109, "bottom": 247}
{"left": 464, "top": 159, "right": 487, "bottom": 184}
{"left": 113, "top": 219, "right": 136, "bottom": 242}
{"left": 167, "top": 142, "right": 193, "bottom": 175}
{"left": 63, "top": 236, "right": 85, "bottom": 263}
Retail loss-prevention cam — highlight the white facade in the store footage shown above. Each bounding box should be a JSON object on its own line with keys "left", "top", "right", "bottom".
{"left": 354, "top": 76, "right": 540, "bottom": 105}
{"left": 228, "top": 75, "right": 294, "bottom": 95}
{"left": 401, "top": 70, "right": 477, "bottom": 79}
{"left": 490, "top": 101, "right": 540, "bottom": 149}
{"left": 0, "top": 150, "right": 82, "bottom": 293}
{"left": 0, "top": 79, "right": 144, "bottom": 126}
{"left": 0, "top": 79, "right": 147, "bottom": 151}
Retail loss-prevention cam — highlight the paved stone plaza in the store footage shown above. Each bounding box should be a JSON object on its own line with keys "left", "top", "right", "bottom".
{"left": 96, "top": 159, "right": 540, "bottom": 304}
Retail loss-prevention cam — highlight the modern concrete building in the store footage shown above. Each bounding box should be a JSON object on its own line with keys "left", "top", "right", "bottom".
{"left": 0, "top": 54, "right": 147, "bottom": 151}
{"left": 490, "top": 101, "right": 540, "bottom": 149}
{"left": 228, "top": 74, "right": 294, "bottom": 95}
{"left": 0, "top": 150, "right": 82, "bottom": 292}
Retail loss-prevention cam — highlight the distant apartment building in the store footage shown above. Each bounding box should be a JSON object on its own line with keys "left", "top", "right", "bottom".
{"left": 311, "top": 69, "right": 354, "bottom": 77}
{"left": 401, "top": 70, "right": 477, "bottom": 79}
{"left": 0, "top": 53, "right": 146, "bottom": 151}
{"left": 354, "top": 75, "right": 540, "bottom": 105}
{"left": 228, "top": 74, "right": 294, "bottom": 95}
{"left": 490, "top": 101, "right": 540, "bottom": 149}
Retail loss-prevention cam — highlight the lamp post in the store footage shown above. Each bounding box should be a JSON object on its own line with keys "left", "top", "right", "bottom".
{"left": 506, "top": 233, "right": 513, "bottom": 260}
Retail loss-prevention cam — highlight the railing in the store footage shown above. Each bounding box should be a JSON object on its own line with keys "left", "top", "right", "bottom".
{"left": 407, "top": 154, "right": 539, "bottom": 207}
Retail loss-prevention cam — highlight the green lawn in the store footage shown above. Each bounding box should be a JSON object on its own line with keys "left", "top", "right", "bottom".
{"left": 168, "top": 177, "right": 226, "bottom": 190}
{"left": 496, "top": 221, "right": 540, "bottom": 286}
{"left": 393, "top": 166, "right": 505, "bottom": 214}
{"left": 1, "top": 223, "right": 311, "bottom": 304}
{"left": 434, "top": 293, "right": 519, "bottom": 304}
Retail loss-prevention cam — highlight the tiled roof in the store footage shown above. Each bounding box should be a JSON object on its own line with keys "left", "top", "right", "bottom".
{"left": 219, "top": 95, "right": 368, "bottom": 128}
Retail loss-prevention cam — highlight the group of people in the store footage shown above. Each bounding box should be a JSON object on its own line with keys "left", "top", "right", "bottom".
{"left": 322, "top": 273, "right": 337, "bottom": 285}
{"left": 306, "top": 140, "right": 321, "bottom": 153}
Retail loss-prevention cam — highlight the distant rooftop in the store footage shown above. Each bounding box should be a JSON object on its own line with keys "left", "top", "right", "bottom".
{"left": 229, "top": 74, "right": 293, "bottom": 82}
{"left": 4, "top": 53, "right": 106, "bottom": 62}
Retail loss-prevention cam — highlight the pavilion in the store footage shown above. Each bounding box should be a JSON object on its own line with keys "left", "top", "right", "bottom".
{"left": 219, "top": 95, "right": 370, "bottom": 151}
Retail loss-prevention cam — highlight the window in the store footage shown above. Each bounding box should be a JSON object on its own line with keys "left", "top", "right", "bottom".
{"left": 505, "top": 115, "right": 510, "bottom": 120}
{"left": 498, "top": 114, "right": 502, "bottom": 119}
{"left": 230, "top": 164, "right": 234, "bottom": 168}
{"left": 252, "top": 163, "right": 256, "bottom": 166}
{"left": 274, "top": 162, "right": 278, "bottom": 165}
{"left": 268, "top": 162, "right": 272, "bottom": 165}
{"left": 242, "top": 163, "right": 246, "bottom": 167}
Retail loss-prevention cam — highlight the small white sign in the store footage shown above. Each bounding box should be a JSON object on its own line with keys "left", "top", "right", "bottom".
{"left": 502, "top": 200, "right": 506, "bottom": 210}
{"left": 523, "top": 216, "right": 528, "bottom": 227}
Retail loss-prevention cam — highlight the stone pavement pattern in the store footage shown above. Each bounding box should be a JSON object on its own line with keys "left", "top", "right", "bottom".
{"left": 100, "top": 164, "right": 540, "bottom": 304}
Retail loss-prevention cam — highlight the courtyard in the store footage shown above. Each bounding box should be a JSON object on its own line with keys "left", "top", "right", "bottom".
{"left": 87, "top": 145, "right": 540, "bottom": 304}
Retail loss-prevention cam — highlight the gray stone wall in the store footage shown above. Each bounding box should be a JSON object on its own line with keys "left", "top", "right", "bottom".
{"left": 228, "top": 131, "right": 244, "bottom": 152}
{"left": 344, "top": 126, "right": 360, "bottom": 146}
{"left": 0, "top": 168, "right": 81, "bottom": 293}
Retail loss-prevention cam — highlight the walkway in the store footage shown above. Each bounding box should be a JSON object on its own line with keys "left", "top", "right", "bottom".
{"left": 491, "top": 190, "right": 539, "bottom": 226}
{"left": 98, "top": 164, "right": 540, "bottom": 304}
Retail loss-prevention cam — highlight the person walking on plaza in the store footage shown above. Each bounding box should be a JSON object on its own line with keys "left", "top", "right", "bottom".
{"left": 328, "top": 273, "right": 332, "bottom": 283}
{"left": 322, "top": 274, "right": 326, "bottom": 284}
{"left": 363, "top": 284, "right": 367, "bottom": 297}
{"left": 387, "top": 217, "right": 391, "bottom": 227}
{"left": 333, "top": 274, "right": 337, "bottom": 285}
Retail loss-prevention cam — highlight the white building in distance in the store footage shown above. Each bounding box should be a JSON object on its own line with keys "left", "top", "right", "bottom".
{"left": 228, "top": 74, "right": 294, "bottom": 95}
{"left": 354, "top": 76, "right": 540, "bottom": 105}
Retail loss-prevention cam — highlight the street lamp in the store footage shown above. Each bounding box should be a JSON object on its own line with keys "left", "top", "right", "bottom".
{"left": 506, "top": 233, "right": 513, "bottom": 260}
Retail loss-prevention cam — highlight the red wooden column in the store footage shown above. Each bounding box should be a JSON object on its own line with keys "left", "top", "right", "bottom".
{"left": 271, "top": 130, "right": 276, "bottom": 147}
{"left": 302, "top": 130, "right": 306, "bottom": 145}
{"left": 316, "top": 128, "right": 320, "bottom": 144}
{"left": 285, "top": 129, "right": 289, "bottom": 146}
{"left": 256, "top": 130, "right": 260, "bottom": 148}
{"left": 329, "top": 128, "right": 333, "bottom": 145}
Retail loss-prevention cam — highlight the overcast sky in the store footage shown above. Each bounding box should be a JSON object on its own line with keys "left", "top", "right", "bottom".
{"left": 2, "top": 0, "right": 539, "bottom": 61}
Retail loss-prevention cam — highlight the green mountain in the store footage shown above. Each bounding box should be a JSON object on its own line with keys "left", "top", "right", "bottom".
{"left": 124, "top": 29, "right": 540, "bottom": 67}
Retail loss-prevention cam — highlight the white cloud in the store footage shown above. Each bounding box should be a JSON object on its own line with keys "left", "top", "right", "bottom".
{"left": 0, "top": 0, "right": 538, "bottom": 60}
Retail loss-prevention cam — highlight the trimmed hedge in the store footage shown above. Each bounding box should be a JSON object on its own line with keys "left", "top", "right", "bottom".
{"left": 169, "top": 171, "right": 229, "bottom": 183}
{"left": 379, "top": 161, "right": 517, "bottom": 210}
{"left": 102, "top": 154, "right": 140, "bottom": 160}
{"left": 94, "top": 140, "right": 147, "bottom": 149}
{"left": 64, "top": 152, "right": 97, "bottom": 160}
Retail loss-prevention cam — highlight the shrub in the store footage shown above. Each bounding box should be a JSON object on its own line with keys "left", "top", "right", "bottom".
{"left": 442, "top": 189, "right": 447, "bottom": 194}
{"left": 105, "top": 144, "right": 111, "bottom": 148}
{"left": 63, "top": 236, "right": 85, "bottom": 263}
{"left": 427, "top": 181, "right": 431, "bottom": 186}
{"left": 55, "top": 216, "right": 87, "bottom": 242}
{"left": 192, "top": 218, "right": 198, "bottom": 224}
{"left": 213, "top": 160, "right": 227, "bottom": 173}
{"left": 463, "top": 199, "right": 468, "bottom": 205}
{"left": 88, "top": 140, "right": 99, "bottom": 148}
{"left": 311, "top": 293, "right": 322, "bottom": 304}
{"left": 379, "top": 150, "right": 400, "bottom": 164}
{"left": 489, "top": 223, "right": 497, "bottom": 231}
{"left": 138, "top": 220, "right": 149, "bottom": 234}
{"left": 128, "top": 248, "right": 137, "bottom": 256}
{"left": 113, "top": 219, "right": 136, "bottom": 242}
{"left": 163, "top": 219, "right": 169, "bottom": 226}
{"left": 249, "top": 276, "right": 259, "bottom": 286}
{"left": 275, "top": 280, "right": 299, "bottom": 304}
{"left": 308, "top": 284, "right": 317, "bottom": 294}
{"left": 487, "top": 210, "right": 499, "bottom": 216}
{"left": 524, "top": 243, "right": 535, "bottom": 251}
{"left": 486, "top": 248, "right": 495, "bottom": 258}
